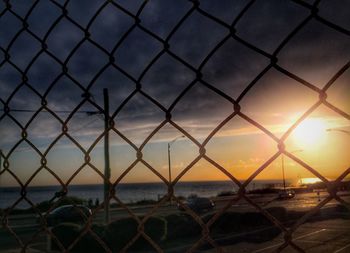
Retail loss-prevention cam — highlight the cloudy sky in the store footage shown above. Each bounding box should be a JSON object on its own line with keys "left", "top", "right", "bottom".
{"left": 0, "top": 0, "right": 349, "bottom": 187}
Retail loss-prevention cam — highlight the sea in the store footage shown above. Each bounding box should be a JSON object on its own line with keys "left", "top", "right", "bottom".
{"left": 0, "top": 180, "right": 285, "bottom": 209}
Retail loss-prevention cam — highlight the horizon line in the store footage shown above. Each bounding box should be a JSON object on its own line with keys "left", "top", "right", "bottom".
{"left": 0, "top": 177, "right": 336, "bottom": 189}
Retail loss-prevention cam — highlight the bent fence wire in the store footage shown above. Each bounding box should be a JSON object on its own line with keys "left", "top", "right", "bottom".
{"left": 0, "top": 0, "right": 349, "bottom": 252}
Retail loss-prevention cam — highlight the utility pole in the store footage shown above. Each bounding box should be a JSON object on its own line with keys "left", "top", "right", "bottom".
{"left": 103, "top": 88, "right": 111, "bottom": 224}
{"left": 167, "top": 136, "right": 185, "bottom": 204}
{"left": 84, "top": 89, "right": 111, "bottom": 224}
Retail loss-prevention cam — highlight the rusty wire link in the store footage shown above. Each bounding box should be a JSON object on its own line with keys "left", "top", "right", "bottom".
{"left": 0, "top": 0, "right": 349, "bottom": 252}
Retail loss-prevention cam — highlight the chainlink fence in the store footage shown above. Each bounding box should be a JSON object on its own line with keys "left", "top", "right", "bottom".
{"left": 0, "top": 0, "right": 349, "bottom": 252}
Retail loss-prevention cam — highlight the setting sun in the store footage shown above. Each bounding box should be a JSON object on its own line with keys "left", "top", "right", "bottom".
{"left": 292, "top": 118, "right": 327, "bottom": 147}
{"left": 300, "top": 177, "right": 322, "bottom": 185}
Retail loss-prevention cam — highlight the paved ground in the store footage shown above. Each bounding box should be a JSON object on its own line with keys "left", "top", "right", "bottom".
{"left": 1, "top": 192, "right": 349, "bottom": 252}
{"left": 203, "top": 219, "right": 350, "bottom": 253}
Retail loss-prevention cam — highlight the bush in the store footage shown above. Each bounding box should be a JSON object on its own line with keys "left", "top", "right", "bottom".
{"left": 55, "top": 196, "right": 85, "bottom": 206}
{"left": 134, "top": 199, "right": 158, "bottom": 206}
{"left": 105, "top": 216, "right": 166, "bottom": 251}
{"left": 52, "top": 223, "right": 108, "bottom": 252}
{"left": 210, "top": 212, "right": 242, "bottom": 235}
{"left": 34, "top": 200, "right": 51, "bottom": 212}
{"left": 165, "top": 213, "right": 201, "bottom": 239}
{"left": 51, "top": 223, "right": 81, "bottom": 250}
{"left": 217, "top": 191, "right": 236, "bottom": 197}
{"left": 3, "top": 208, "right": 32, "bottom": 215}
{"left": 78, "top": 224, "right": 108, "bottom": 252}
{"left": 31, "top": 196, "right": 86, "bottom": 213}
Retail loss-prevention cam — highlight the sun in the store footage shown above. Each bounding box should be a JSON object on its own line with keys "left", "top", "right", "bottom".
{"left": 291, "top": 118, "right": 327, "bottom": 147}
{"left": 300, "top": 177, "right": 322, "bottom": 185}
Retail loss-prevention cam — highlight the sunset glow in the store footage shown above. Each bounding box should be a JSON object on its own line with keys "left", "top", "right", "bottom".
{"left": 300, "top": 177, "right": 322, "bottom": 185}
{"left": 291, "top": 118, "right": 327, "bottom": 148}
{"left": 1, "top": 2, "right": 350, "bottom": 252}
{"left": 0, "top": 1, "right": 349, "bottom": 188}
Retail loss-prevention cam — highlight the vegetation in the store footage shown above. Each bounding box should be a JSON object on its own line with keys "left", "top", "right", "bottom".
{"left": 165, "top": 213, "right": 201, "bottom": 239}
{"left": 105, "top": 216, "right": 166, "bottom": 251}
{"left": 48, "top": 204, "right": 349, "bottom": 252}
{"left": 51, "top": 216, "right": 167, "bottom": 252}
{"left": 51, "top": 223, "right": 107, "bottom": 252}
{"left": 50, "top": 209, "right": 287, "bottom": 252}
{"left": 0, "top": 196, "right": 86, "bottom": 215}
{"left": 134, "top": 199, "right": 158, "bottom": 206}
{"left": 1, "top": 196, "right": 170, "bottom": 215}
{"left": 51, "top": 223, "right": 81, "bottom": 250}
{"left": 217, "top": 191, "right": 236, "bottom": 197}
{"left": 110, "top": 199, "right": 159, "bottom": 208}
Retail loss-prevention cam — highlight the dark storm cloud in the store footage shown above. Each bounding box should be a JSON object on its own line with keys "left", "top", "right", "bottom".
{"left": 0, "top": 0, "right": 349, "bottom": 144}
{"left": 235, "top": 0, "right": 310, "bottom": 53}
{"left": 139, "top": 0, "right": 192, "bottom": 39}
{"left": 278, "top": 19, "right": 350, "bottom": 86}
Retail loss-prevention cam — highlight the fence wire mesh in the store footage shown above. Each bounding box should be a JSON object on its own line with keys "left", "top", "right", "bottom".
{"left": 0, "top": 0, "right": 349, "bottom": 252}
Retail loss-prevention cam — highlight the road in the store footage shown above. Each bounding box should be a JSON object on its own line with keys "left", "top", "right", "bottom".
{"left": 7, "top": 191, "right": 347, "bottom": 226}
{"left": 1, "top": 191, "right": 349, "bottom": 252}
{"left": 203, "top": 219, "right": 350, "bottom": 253}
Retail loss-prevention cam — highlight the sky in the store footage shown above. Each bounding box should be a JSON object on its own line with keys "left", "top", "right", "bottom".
{"left": 0, "top": 0, "right": 349, "bottom": 187}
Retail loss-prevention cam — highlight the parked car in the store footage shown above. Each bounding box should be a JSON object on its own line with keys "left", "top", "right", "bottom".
{"left": 178, "top": 197, "right": 215, "bottom": 213}
{"left": 44, "top": 205, "right": 92, "bottom": 227}
{"left": 278, "top": 189, "right": 295, "bottom": 200}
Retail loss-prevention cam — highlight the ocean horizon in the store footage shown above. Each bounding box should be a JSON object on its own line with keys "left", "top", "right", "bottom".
{"left": 0, "top": 179, "right": 289, "bottom": 209}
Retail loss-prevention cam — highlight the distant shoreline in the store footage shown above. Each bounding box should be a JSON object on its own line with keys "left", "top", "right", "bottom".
{"left": 0, "top": 179, "right": 291, "bottom": 189}
{"left": 2, "top": 180, "right": 347, "bottom": 209}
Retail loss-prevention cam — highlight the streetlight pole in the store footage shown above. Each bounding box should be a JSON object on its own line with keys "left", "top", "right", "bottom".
{"left": 168, "top": 135, "right": 185, "bottom": 184}
{"left": 282, "top": 149, "right": 303, "bottom": 190}
{"left": 167, "top": 135, "right": 185, "bottom": 204}
{"left": 167, "top": 143, "right": 172, "bottom": 185}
